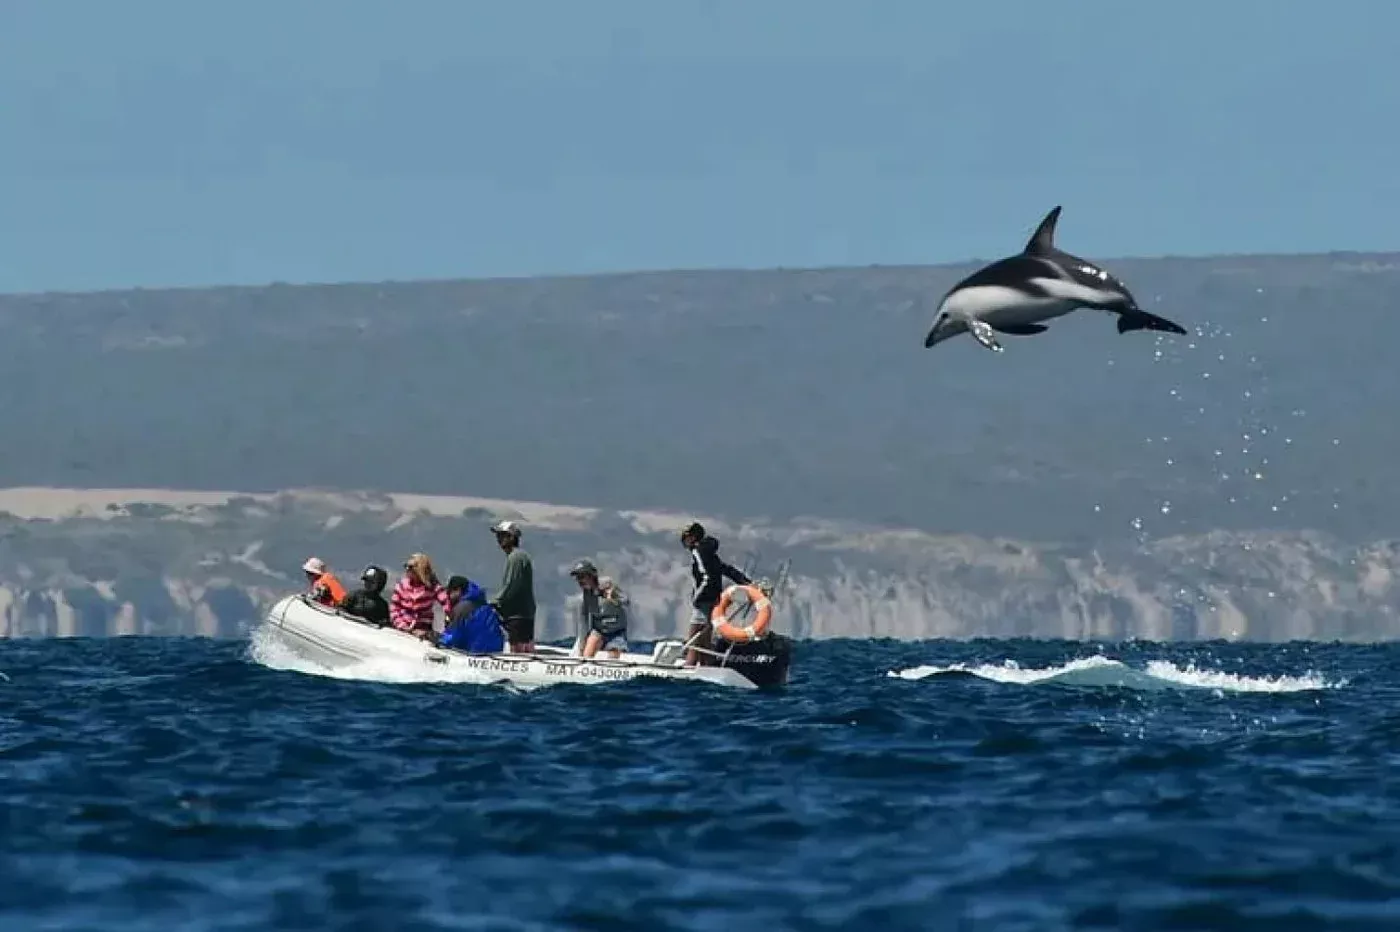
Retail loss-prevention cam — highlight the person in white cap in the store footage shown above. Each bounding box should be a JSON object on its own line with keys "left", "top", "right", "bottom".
{"left": 302, "top": 556, "right": 346, "bottom": 606}
{"left": 488, "top": 520, "right": 536, "bottom": 652}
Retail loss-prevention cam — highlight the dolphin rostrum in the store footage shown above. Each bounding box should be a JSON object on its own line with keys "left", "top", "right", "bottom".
{"left": 922, "top": 206, "right": 1187, "bottom": 353}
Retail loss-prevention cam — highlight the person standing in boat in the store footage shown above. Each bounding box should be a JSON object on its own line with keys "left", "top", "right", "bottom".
{"left": 338, "top": 564, "right": 391, "bottom": 626}
{"left": 488, "top": 520, "right": 536, "bottom": 653}
{"left": 390, "top": 552, "right": 451, "bottom": 639}
{"left": 679, "top": 522, "right": 750, "bottom": 666}
{"left": 438, "top": 576, "right": 506, "bottom": 653}
{"left": 302, "top": 556, "right": 347, "bottom": 607}
{"left": 568, "top": 559, "right": 629, "bottom": 659}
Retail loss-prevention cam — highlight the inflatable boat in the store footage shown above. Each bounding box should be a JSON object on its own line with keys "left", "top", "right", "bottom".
{"left": 259, "top": 594, "right": 792, "bottom": 690}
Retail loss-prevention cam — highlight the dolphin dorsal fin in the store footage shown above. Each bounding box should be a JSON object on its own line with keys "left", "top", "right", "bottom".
{"left": 1023, "top": 206, "right": 1063, "bottom": 255}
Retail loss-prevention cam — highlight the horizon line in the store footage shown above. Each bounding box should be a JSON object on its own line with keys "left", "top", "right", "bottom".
{"left": 4, "top": 247, "right": 1398, "bottom": 301}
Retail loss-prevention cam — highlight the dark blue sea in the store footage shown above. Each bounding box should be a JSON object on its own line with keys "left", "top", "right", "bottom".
{"left": 2, "top": 634, "right": 1398, "bottom": 931}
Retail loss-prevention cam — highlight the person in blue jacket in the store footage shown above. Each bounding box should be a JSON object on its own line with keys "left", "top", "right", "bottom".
{"left": 438, "top": 575, "right": 506, "bottom": 653}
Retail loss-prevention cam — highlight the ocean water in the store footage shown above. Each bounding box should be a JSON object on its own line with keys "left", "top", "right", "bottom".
{"left": 2, "top": 633, "right": 1397, "bottom": 931}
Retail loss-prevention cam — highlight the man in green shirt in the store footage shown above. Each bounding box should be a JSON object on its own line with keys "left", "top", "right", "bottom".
{"left": 488, "top": 520, "right": 536, "bottom": 652}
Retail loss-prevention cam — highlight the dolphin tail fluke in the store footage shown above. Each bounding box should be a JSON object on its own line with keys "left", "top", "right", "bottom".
{"left": 1116, "top": 309, "right": 1187, "bottom": 336}
{"left": 1023, "top": 206, "right": 1063, "bottom": 255}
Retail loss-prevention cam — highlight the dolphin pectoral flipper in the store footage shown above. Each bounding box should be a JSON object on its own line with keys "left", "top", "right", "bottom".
{"left": 968, "top": 319, "right": 1004, "bottom": 352}
{"left": 1116, "top": 310, "right": 1188, "bottom": 336}
{"left": 991, "top": 323, "right": 1048, "bottom": 335}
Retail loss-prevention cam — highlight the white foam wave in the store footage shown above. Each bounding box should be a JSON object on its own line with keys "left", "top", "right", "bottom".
{"left": 887, "top": 654, "right": 1341, "bottom": 693}
{"left": 244, "top": 626, "right": 542, "bottom": 691}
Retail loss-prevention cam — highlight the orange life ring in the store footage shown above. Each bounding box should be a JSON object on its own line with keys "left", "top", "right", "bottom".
{"left": 711, "top": 583, "right": 772, "bottom": 643}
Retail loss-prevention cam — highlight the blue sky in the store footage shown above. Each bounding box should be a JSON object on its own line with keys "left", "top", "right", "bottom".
{"left": 2, "top": 0, "right": 1397, "bottom": 293}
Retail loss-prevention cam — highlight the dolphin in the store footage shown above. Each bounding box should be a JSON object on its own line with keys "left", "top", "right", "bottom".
{"left": 922, "top": 206, "right": 1187, "bottom": 353}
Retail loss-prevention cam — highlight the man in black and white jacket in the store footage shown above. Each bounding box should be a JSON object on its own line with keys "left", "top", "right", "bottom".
{"left": 679, "top": 521, "right": 751, "bottom": 666}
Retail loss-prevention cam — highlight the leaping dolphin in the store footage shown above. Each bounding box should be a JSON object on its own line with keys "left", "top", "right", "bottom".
{"left": 922, "top": 206, "right": 1187, "bottom": 353}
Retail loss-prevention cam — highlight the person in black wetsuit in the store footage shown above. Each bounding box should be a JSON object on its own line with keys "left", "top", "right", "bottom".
{"left": 679, "top": 522, "right": 750, "bottom": 666}
{"left": 338, "top": 564, "right": 391, "bottom": 626}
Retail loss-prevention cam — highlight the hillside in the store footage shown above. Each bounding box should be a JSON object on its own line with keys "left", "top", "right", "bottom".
{"left": 3, "top": 250, "right": 1399, "bottom": 640}
{"left": 2, "top": 251, "right": 1397, "bottom": 542}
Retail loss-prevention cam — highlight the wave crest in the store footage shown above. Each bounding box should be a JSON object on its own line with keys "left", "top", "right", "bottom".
{"left": 887, "top": 655, "right": 1341, "bottom": 693}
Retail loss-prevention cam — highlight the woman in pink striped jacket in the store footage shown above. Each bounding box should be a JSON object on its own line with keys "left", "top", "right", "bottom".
{"left": 390, "top": 552, "right": 451, "bottom": 638}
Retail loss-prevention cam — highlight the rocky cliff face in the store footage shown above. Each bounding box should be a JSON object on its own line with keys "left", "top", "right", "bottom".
{"left": 1, "top": 488, "right": 1395, "bottom": 642}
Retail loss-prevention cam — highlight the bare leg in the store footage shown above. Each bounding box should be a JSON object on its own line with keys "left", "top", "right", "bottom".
{"left": 684, "top": 621, "right": 712, "bottom": 667}
{"left": 582, "top": 631, "right": 603, "bottom": 658}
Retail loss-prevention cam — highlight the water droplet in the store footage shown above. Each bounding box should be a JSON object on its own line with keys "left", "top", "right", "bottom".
{"left": 1160, "top": 502, "right": 1172, "bottom": 515}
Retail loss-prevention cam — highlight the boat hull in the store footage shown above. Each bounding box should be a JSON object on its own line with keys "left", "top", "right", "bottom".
{"left": 258, "top": 595, "right": 791, "bottom": 690}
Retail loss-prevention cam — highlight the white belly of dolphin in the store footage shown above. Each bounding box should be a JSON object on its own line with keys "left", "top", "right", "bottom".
{"left": 981, "top": 300, "right": 1077, "bottom": 328}
{"left": 944, "top": 285, "right": 1075, "bottom": 327}
{"left": 944, "top": 278, "right": 1123, "bottom": 329}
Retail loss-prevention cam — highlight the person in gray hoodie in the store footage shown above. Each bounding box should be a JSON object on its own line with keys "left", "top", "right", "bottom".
{"left": 488, "top": 520, "right": 536, "bottom": 652}
{"left": 568, "top": 559, "right": 629, "bottom": 658}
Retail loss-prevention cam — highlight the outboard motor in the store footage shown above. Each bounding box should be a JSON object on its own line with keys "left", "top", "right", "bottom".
{"left": 718, "top": 634, "right": 793, "bottom": 689}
